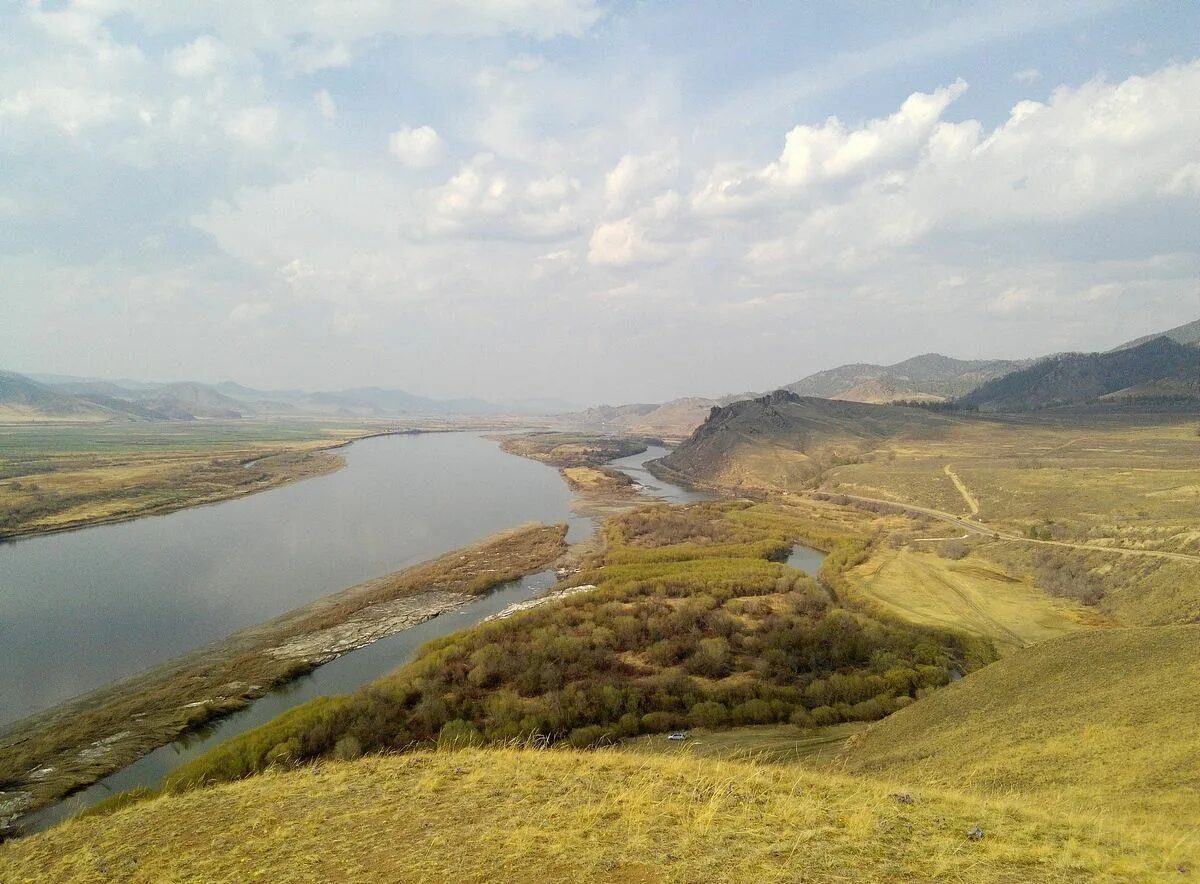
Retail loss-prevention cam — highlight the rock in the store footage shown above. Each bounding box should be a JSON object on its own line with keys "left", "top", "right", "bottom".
{"left": 967, "top": 826, "right": 985, "bottom": 841}
{"left": 893, "top": 792, "right": 915, "bottom": 804}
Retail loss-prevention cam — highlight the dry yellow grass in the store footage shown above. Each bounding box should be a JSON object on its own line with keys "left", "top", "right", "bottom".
{"left": 620, "top": 723, "right": 867, "bottom": 766}
{"left": 823, "top": 416, "right": 1200, "bottom": 556}
{"left": 2, "top": 748, "right": 1183, "bottom": 882}
{"left": 0, "top": 422, "right": 383, "bottom": 538}
{"left": 847, "top": 547, "right": 1103, "bottom": 652}
{"left": 839, "top": 626, "right": 1200, "bottom": 838}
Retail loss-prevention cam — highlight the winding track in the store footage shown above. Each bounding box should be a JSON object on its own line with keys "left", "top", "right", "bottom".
{"left": 805, "top": 490, "right": 1200, "bottom": 564}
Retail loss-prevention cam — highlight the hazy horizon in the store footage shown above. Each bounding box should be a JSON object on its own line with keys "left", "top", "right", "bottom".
{"left": 3, "top": 1, "right": 1198, "bottom": 403}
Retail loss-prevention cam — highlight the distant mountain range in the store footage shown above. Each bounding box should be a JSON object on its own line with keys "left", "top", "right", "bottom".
{"left": 7, "top": 317, "right": 1197, "bottom": 425}
{"left": 0, "top": 372, "right": 566, "bottom": 423}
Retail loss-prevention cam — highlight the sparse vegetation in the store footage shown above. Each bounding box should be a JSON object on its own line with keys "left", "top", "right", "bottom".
{"left": 146, "top": 501, "right": 986, "bottom": 795}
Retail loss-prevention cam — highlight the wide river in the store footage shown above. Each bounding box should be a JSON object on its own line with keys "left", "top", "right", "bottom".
{"left": 0, "top": 432, "right": 595, "bottom": 728}
{"left": 4, "top": 432, "right": 821, "bottom": 831}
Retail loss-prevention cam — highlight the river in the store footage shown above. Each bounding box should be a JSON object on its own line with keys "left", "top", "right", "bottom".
{"left": 7, "top": 433, "right": 823, "bottom": 832}
{"left": 0, "top": 432, "right": 591, "bottom": 728}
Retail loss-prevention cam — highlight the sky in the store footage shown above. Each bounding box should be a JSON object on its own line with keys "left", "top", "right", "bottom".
{"left": 2, "top": 1, "right": 1198, "bottom": 405}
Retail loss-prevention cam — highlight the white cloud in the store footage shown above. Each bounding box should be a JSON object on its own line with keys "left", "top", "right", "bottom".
{"left": 313, "top": 89, "right": 336, "bottom": 121}
{"left": 424, "top": 154, "right": 584, "bottom": 239}
{"left": 694, "top": 80, "right": 968, "bottom": 215}
{"left": 587, "top": 217, "right": 664, "bottom": 267}
{"left": 388, "top": 125, "right": 443, "bottom": 169}
{"left": 39, "top": 1, "right": 605, "bottom": 66}
{"left": 168, "top": 36, "right": 232, "bottom": 79}
{"left": 604, "top": 144, "right": 680, "bottom": 212}
{"left": 225, "top": 106, "right": 279, "bottom": 146}
{"left": 0, "top": 85, "right": 121, "bottom": 134}
{"left": 1012, "top": 67, "right": 1041, "bottom": 83}
{"left": 1163, "top": 162, "right": 1200, "bottom": 196}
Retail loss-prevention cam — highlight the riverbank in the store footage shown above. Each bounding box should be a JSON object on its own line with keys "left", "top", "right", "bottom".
{"left": 0, "top": 422, "right": 383, "bottom": 541}
{"left": 0, "top": 422, "right": 529, "bottom": 542}
{"left": 0, "top": 522, "right": 568, "bottom": 832}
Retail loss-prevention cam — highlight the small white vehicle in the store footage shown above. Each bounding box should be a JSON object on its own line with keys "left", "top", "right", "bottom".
{"left": 666, "top": 731, "right": 691, "bottom": 741}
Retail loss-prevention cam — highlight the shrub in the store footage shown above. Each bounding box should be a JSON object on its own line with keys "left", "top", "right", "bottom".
{"left": 689, "top": 701, "right": 729, "bottom": 729}
{"left": 567, "top": 725, "right": 613, "bottom": 748}
{"left": 789, "top": 708, "right": 815, "bottom": 729}
{"left": 640, "top": 712, "right": 683, "bottom": 733}
{"left": 437, "top": 720, "right": 483, "bottom": 749}
{"left": 810, "top": 706, "right": 838, "bottom": 727}
{"left": 730, "top": 699, "right": 775, "bottom": 726}
{"left": 334, "top": 734, "right": 363, "bottom": 760}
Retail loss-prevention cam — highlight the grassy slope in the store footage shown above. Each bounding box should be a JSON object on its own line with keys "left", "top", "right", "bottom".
{"left": 621, "top": 722, "right": 867, "bottom": 765}
{"left": 846, "top": 548, "right": 1104, "bottom": 653}
{"left": 838, "top": 626, "right": 1200, "bottom": 835}
{"left": 1, "top": 749, "right": 1178, "bottom": 883}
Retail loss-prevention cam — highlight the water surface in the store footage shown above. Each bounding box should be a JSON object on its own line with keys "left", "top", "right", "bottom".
{"left": 0, "top": 432, "right": 589, "bottom": 727}
{"left": 23, "top": 571, "right": 557, "bottom": 831}
{"left": 19, "top": 441, "right": 713, "bottom": 830}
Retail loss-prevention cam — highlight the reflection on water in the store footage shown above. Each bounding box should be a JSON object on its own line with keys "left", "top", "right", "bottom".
{"left": 22, "top": 571, "right": 557, "bottom": 832}
{"left": 606, "top": 445, "right": 717, "bottom": 504}
{"left": 785, "top": 545, "right": 827, "bottom": 577}
{"left": 14, "top": 438, "right": 755, "bottom": 834}
{"left": 0, "top": 432, "right": 587, "bottom": 728}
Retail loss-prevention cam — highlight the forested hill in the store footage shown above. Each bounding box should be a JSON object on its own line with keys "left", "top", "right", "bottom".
{"left": 960, "top": 337, "right": 1200, "bottom": 411}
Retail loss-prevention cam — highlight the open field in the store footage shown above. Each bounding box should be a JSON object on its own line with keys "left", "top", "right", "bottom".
{"left": 0, "top": 421, "right": 402, "bottom": 538}
{"left": 2, "top": 747, "right": 1184, "bottom": 882}
{"left": 0, "top": 524, "right": 567, "bottom": 826}
{"left": 845, "top": 547, "right": 1106, "bottom": 653}
{"left": 620, "top": 722, "right": 867, "bottom": 766}
{"left": 663, "top": 399, "right": 1200, "bottom": 626}
{"left": 839, "top": 626, "right": 1200, "bottom": 838}
{"left": 821, "top": 411, "right": 1200, "bottom": 556}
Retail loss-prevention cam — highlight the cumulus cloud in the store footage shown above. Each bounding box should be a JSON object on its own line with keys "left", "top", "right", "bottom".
{"left": 389, "top": 126, "right": 443, "bottom": 169}
{"left": 225, "top": 106, "right": 279, "bottom": 146}
{"left": 424, "top": 154, "right": 584, "bottom": 239}
{"left": 603, "top": 144, "right": 680, "bottom": 213}
{"left": 709, "top": 62, "right": 1200, "bottom": 280}
{"left": 168, "top": 36, "right": 232, "bottom": 79}
{"left": 693, "top": 80, "right": 969, "bottom": 216}
{"left": 4, "top": 0, "right": 1198, "bottom": 402}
